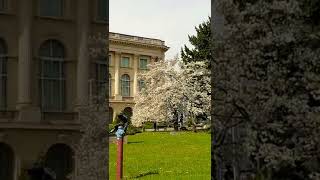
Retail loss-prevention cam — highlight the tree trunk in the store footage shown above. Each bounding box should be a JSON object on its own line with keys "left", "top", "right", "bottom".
{"left": 192, "top": 124, "right": 197, "bottom": 132}
{"left": 192, "top": 117, "right": 197, "bottom": 132}
{"left": 174, "top": 122, "right": 179, "bottom": 131}
{"left": 173, "top": 110, "right": 179, "bottom": 131}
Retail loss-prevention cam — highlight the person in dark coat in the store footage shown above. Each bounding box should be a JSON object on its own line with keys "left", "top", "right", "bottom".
{"left": 153, "top": 121, "right": 157, "bottom": 131}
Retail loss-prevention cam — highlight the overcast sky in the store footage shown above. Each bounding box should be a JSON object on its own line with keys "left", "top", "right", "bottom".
{"left": 110, "top": 0, "right": 211, "bottom": 60}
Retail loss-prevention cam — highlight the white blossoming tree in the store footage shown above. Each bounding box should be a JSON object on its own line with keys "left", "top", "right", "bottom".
{"left": 131, "top": 59, "right": 179, "bottom": 127}
{"left": 180, "top": 61, "right": 211, "bottom": 122}
{"left": 131, "top": 58, "right": 211, "bottom": 130}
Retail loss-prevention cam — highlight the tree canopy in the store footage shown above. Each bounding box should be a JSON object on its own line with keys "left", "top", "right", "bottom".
{"left": 131, "top": 58, "right": 210, "bottom": 128}
{"left": 212, "top": 0, "right": 320, "bottom": 179}
{"left": 181, "top": 17, "right": 212, "bottom": 67}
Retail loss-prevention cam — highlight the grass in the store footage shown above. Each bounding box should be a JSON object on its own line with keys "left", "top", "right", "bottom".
{"left": 109, "top": 132, "right": 210, "bottom": 180}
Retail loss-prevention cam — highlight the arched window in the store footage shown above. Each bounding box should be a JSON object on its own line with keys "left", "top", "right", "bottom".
{"left": 45, "top": 144, "right": 73, "bottom": 180}
{"left": 0, "top": 143, "right": 14, "bottom": 180}
{"left": 109, "top": 73, "right": 112, "bottom": 97}
{"left": 39, "top": 0, "right": 63, "bottom": 17}
{"left": 39, "top": 40, "right": 65, "bottom": 112}
{"left": 121, "top": 74, "right": 130, "bottom": 97}
{"left": 109, "top": 107, "right": 113, "bottom": 123}
{"left": 0, "top": 39, "right": 7, "bottom": 110}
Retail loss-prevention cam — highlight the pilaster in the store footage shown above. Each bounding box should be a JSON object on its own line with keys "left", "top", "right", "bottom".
{"left": 76, "top": 0, "right": 90, "bottom": 108}
{"left": 114, "top": 52, "right": 122, "bottom": 100}
{"left": 133, "top": 54, "right": 139, "bottom": 96}
{"left": 17, "top": 0, "right": 32, "bottom": 109}
{"left": 17, "top": 0, "right": 41, "bottom": 122}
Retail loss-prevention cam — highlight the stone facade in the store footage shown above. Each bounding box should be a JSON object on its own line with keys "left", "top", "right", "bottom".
{"left": 109, "top": 32, "right": 169, "bottom": 122}
{"left": 0, "top": 0, "right": 108, "bottom": 179}
{"left": 0, "top": 0, "right": 168, "bottom": 179}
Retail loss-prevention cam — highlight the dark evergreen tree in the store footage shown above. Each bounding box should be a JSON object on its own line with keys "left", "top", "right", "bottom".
{"left": 181, "top": 17, "right": 212, "bottom": 67}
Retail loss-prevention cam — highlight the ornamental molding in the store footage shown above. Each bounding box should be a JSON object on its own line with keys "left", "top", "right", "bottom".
{"left": 109, "top": 39, "right": 169, "bottom": 51}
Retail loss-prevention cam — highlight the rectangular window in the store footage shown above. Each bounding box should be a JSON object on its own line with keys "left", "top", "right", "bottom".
{"left": 40, "top": 0, "right": 63, "bottom": 17}
{"left": 138, "top": 80, "right": 145, "bottom": 91}
{"left": 139, "top": 58, "right": 148, "bottom": 69}
{"left": 0, "top": 56, "right": 6, "bottom": 110}
{"left": 40, "top": 59, "right": 65, "bottom": 112}
{"left": 95, "top": 62, "right": 108, "bottom": 97}
{"left": 121, "top": 57, "right": 130, "bottom": 68}
{"left": 97, "top": 0, "right": 108, "bottom": 21}
{"left": 0, "top": 0, "right": 7, "bottom": 11}
{"left": 121, "top": 80, "right": 130, "bottom": 97}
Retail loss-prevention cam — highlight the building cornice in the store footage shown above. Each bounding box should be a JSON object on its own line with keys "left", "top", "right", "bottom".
{"left": 0, "top": 122, "right": 80, "bottom": 131}
{"left": 109, "top": 32, "right": 169, "bottom": 52}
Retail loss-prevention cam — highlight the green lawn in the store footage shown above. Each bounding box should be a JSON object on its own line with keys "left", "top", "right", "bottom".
{"left": 109, "top": 132, "right": 211, "bottom": 180}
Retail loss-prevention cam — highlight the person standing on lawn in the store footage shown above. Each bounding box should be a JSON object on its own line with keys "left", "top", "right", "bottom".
{"left": 153, "top": 121, "right": 157, "bottom": 131}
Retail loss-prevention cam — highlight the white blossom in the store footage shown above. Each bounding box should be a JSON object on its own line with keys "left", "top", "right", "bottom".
{"left": 131, "top": 58, "right": 211, "bottom": 127}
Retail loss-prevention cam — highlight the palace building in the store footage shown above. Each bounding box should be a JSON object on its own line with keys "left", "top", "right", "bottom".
{"left": 108, "top": 33, "right": 169, "bottom": 121}
{"left": 0, "top": 0, "right": 108, "bottom": 179}
{"left": 0, "top": 0, "right": 168, "bottom": 179}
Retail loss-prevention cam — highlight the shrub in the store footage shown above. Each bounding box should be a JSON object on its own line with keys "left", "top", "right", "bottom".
{"left": 143, "top": 122, "right": 154, "bottom": 129}
{"left": 126, "top": 125, "right": 142, "bottom": 135}
{"left": 186, "top": 118, "right": 194, "bottom": 127}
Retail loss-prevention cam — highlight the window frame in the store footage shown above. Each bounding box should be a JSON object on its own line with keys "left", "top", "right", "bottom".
{"left": 96, "top": 0, "right": 108, "bottom": 22}
{"left": 139, "top": 58, "right": 148, "bottom": 70}
{"left": 95, "top": 59, "right": 108, "bottom": 98}
{"left": 120, "top": 56, "right": 130, "bottom": 68}
{"left": 39, "top": 40, "right": 66, "bottom": 112}
{"left": 0, "top": 0, "right": 8, "bottom": 12}
{"left": 0, "top": 39, "right": 7, "bottom": 110}
{"left": 44, "top": 144, "right": 74, "bottom": 180}
{"left": 120, "top": 74, "right": 130, "bottom": 97}
{"left": 39, "top": 0, "right": 64, "bottom": 18}
{"left": 138, "top": 79, "right": 145, "bottom": 92}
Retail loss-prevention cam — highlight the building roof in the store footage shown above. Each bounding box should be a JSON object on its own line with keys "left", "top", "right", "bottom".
{"left": 109, "top": 32, "right": 169, "bottom": 51}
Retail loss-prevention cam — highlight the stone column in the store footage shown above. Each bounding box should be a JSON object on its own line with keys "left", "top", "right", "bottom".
{"left": 17, "top": 0, "right": 32, "bottom": 109}
{"left": 112, "top": 110, "right": 116, "bottom": 123}
{"left": 17, "top": 1, "right": 41, "bottom": 122}
{"left": 76, "top": 0, "right": 89, "bottom": 107}
{"left": 114, "top": 52, "right": 121, "bottom": 100}
{"left": 133, "top": 54, "right": 139, "bottom": 96}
